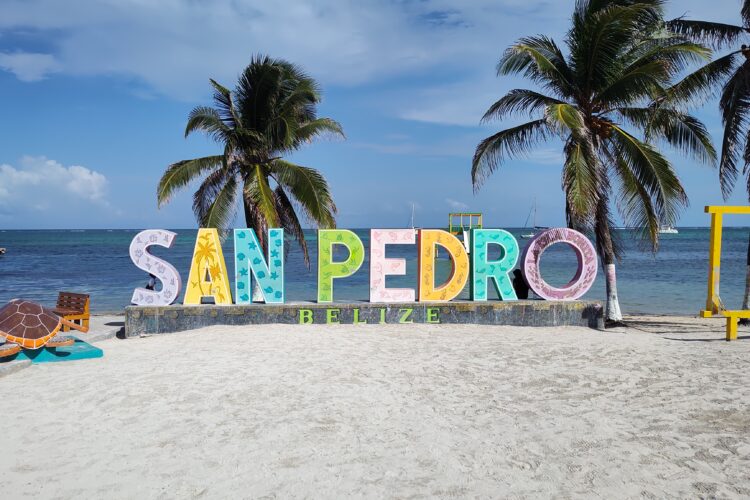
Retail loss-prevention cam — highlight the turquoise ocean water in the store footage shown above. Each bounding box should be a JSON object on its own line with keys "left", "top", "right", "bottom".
{"left": 0, "top": 228, "right": 746, "bottom": 315}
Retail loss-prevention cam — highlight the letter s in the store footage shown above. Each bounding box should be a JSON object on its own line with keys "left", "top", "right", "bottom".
{"left": 129, "top": 229, "right": 182, "bottom": 306}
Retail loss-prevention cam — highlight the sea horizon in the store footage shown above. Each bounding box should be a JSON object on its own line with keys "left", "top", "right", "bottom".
{"left": 2, "top": 227, "right": 746, "bottom": 316}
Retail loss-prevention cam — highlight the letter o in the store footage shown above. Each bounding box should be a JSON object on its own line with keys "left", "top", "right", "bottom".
{"left": 521, "top": 228, "right": 597, "bottom": 300}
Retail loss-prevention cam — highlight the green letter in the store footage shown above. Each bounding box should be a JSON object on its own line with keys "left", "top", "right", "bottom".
{"left": 317, "top": 230, "right": 365, "bottom": 303}
{"left": 299, "top": 309, "right": 313, "bottom": 325}
{"left": 326, "top": 308, "right": 340, "bottom": 324}
{"left": 399, "top": 308, "right": 414, "bottom": 324}
{"left": 470, "top": 229, "right": 519, "bottom": 301}
{"left": 353, "top": 308, "right": 367, "bottom": 325}
{"left": 426, "top": 307, "right": 440, "bottom": 324}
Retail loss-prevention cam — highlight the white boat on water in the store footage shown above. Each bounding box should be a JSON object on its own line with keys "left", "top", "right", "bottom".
{"left": 0, "top": 248, "right": 6, "bottom": 255}
{"left": 659, "top": 226, "right": 678, "bottom": 234}
{"left": 521, "top": 199, "right": 547, "bottom": 239}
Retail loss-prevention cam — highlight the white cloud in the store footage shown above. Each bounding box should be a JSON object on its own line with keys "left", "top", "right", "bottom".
{"left": 0, "top": 0, "right": 741, "bottom": 118}
{"left": 0, "top": 0, "right": 573, "bottom": 99}
{"left": 0, "top": 156, "right": 110, "bottom": 213}
{"left": 0, "top": 51, "right": 61, "bottom": 81}
{"left": 446, "top": 198, "right": 469, "bottom": 210}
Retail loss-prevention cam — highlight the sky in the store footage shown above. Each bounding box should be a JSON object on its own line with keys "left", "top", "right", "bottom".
{"left": 0, "top": 0, "right": 746, "bottom": 229}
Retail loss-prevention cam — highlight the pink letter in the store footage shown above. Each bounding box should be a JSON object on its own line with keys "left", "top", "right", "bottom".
{"left": 521, "top": 228, "right": 597, "bottom": 300}
{"left": 369, "top": 229, "right": 416, "bottom": 302}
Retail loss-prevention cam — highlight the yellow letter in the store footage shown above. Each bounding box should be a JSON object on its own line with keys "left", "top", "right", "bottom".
{"left": 418, "top": 229, "right": 469, "bottom": 302}
{"left": 184, "top": 228, "right": 232, "bottom": 305}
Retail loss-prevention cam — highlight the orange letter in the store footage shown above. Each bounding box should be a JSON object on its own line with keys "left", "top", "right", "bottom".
{"left": 417, "top": 229, "right": 469, "bottom": 302}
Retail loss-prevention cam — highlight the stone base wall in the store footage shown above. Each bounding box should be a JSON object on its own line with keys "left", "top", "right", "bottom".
{"left": 125, "top": 300, "right": 604, "bottom": 336}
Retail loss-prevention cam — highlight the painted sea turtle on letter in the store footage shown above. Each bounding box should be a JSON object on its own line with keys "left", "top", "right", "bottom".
{"left": 0, "top": 299, "right": 79, "bottom": 350}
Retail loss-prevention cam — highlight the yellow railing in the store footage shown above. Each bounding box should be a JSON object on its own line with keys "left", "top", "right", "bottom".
{"left": 448, "top": 213, "right": 483, "bottom": 235}
{"left": 701, "top": 205, "right": 750, "bottom": 340}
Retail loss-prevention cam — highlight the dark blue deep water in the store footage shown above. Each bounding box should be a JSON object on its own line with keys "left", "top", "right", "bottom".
{"left": 0, "top": 228, "right": 747, "bottom": 314}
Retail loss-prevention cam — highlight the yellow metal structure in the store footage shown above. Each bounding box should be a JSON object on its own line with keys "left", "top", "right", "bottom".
{"left": 700, "top": 205, "right": 750, "bottom": 340}
{"left": 448, "top": 213, "right": 482, "bottom": 235}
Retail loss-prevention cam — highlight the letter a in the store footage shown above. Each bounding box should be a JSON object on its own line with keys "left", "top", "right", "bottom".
{"left": 184, "top": 228, "right": 232, "bottom": 305}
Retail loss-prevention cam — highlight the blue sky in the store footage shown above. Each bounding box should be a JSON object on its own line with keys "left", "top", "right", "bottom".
{"left": 0, "top": 0, "right": 745, "bottom": 229}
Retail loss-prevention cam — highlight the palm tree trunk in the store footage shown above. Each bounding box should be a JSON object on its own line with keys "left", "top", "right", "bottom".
{"left": 604, "top": 258, "right": 623, "bottom": 323}
{"left": 244, "top": 197, "right": 268, "bottom": 303}
{"left": 594, "top": 197, "right": 623, "bottom": 324}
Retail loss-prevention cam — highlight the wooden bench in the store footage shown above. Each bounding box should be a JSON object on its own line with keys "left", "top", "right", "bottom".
{"left": 53, "top": 292, "right": 90, "bottom": 333}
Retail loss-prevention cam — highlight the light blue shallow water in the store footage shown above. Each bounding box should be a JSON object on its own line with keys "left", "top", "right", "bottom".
{"left": 0, "top": 228, "right": 746, "bottom": 314}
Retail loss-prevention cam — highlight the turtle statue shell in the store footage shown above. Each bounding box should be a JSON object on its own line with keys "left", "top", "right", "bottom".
{"left": 0, "top": 299, "right": 62, "bottom": 349}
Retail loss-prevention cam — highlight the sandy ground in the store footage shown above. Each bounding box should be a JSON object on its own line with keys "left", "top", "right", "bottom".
{"left": 2, "top": 316, "right": 750, "bottom": 498}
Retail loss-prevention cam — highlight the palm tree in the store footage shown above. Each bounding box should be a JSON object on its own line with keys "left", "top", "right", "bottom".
{"left": 668, "top": 2, "right": 750, "bottom": 316}
{"left": 472, "top": 0, "right": 716, "bottom": 323}
{"left": 157, "top": 56, "right": 342, "bottom": 290}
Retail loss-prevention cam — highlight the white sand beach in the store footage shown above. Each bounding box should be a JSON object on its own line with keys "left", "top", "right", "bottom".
{"left": 2, "top": 317, "right": 750, "bottom": 498}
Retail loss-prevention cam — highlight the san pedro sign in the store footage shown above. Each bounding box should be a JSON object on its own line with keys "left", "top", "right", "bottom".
{"left": 129, "top": 227, "right": 598, "bottom": 314}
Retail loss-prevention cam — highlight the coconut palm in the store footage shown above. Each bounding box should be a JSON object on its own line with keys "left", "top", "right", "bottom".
{"left": 157, "top": 56, "right": 342, "bottom": 280}
{"left": 472, "top": 0, "right": 716, "bottom": 323}
{"left": 668, "top": 2, "right": 750, "bottom": 315}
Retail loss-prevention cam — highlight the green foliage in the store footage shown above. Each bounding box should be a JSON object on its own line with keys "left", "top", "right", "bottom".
{"left": 157, "top": 55, "right": 343, "bottom": 265}
{"left": 668, "top": 1, "right": 750, "bottom": 200}
{"left": 473, "top": 0, "right": 715, "bottom": 261}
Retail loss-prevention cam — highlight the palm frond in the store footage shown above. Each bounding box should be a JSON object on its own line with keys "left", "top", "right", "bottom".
{"left": 481, "top": 89, "right": 565, "bottom": 123}
{"left": 718, "top": 61, "right": 750, "bottom": 198}
{"left": 200, "top": 175, "right": 239, "bottom": 231}
{"left": 471, "top": 119, "right": 552, "bottom": 189}
{"left": 498, "top": 36, "right": 574, "bottom": 98}
{"left": 562, "top": 136, "right": 599, "bottom": 223}
{"left": 665, "top": 51, "right": 741, "bottom": 106}
{"left": 209, "top": 79, "right": 240, "bottom": 129}
{"left": 569, "top": 2, "right": 665, "bottom": 95}
{"left": 245, "top": 165, "right": 280, "bottom": 228}
{"left": 608, "top": 148, "right": 660, "bottom": 247}
{"left": 608, "top": 124, "right": 688, "bottom": 227}
{"left": 667, "top": 19, "right": 747, "bottom": 49}
{"left": 157, "top": 155, "right": 224, "bottom": 207}
{"left": 185, "top": 106, "right": 230, "bottom": 141}
{"left": 616, "top": 107, "right": 717, "bottom": 164}
{"left": 269, "top": 160, "right": 336, "bottom": 228}
{"left": 193, "top": 169, "right": 229, "bottom": 227}
{"left": 545, "top": 103, "right": 586, "bottom": 133}
{"left": 293, "top": 118, "right": 345, "bottom": 144}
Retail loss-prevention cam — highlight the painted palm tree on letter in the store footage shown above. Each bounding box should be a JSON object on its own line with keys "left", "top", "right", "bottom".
{"left": 158, "top": 56, "right": 342, "bottom": 299}
{"left": 472, "top": 0, "right": 716, "bottom": 323}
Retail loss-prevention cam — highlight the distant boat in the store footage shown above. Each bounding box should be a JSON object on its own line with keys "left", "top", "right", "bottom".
{"left": 521, "top": 199, "right": 546, "bottom": 239}
{"left": 659, "top": 226, "right": 678, "bottom": 235}
{"left": 0, "top": 248, "right": 6, "bottom": 255}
